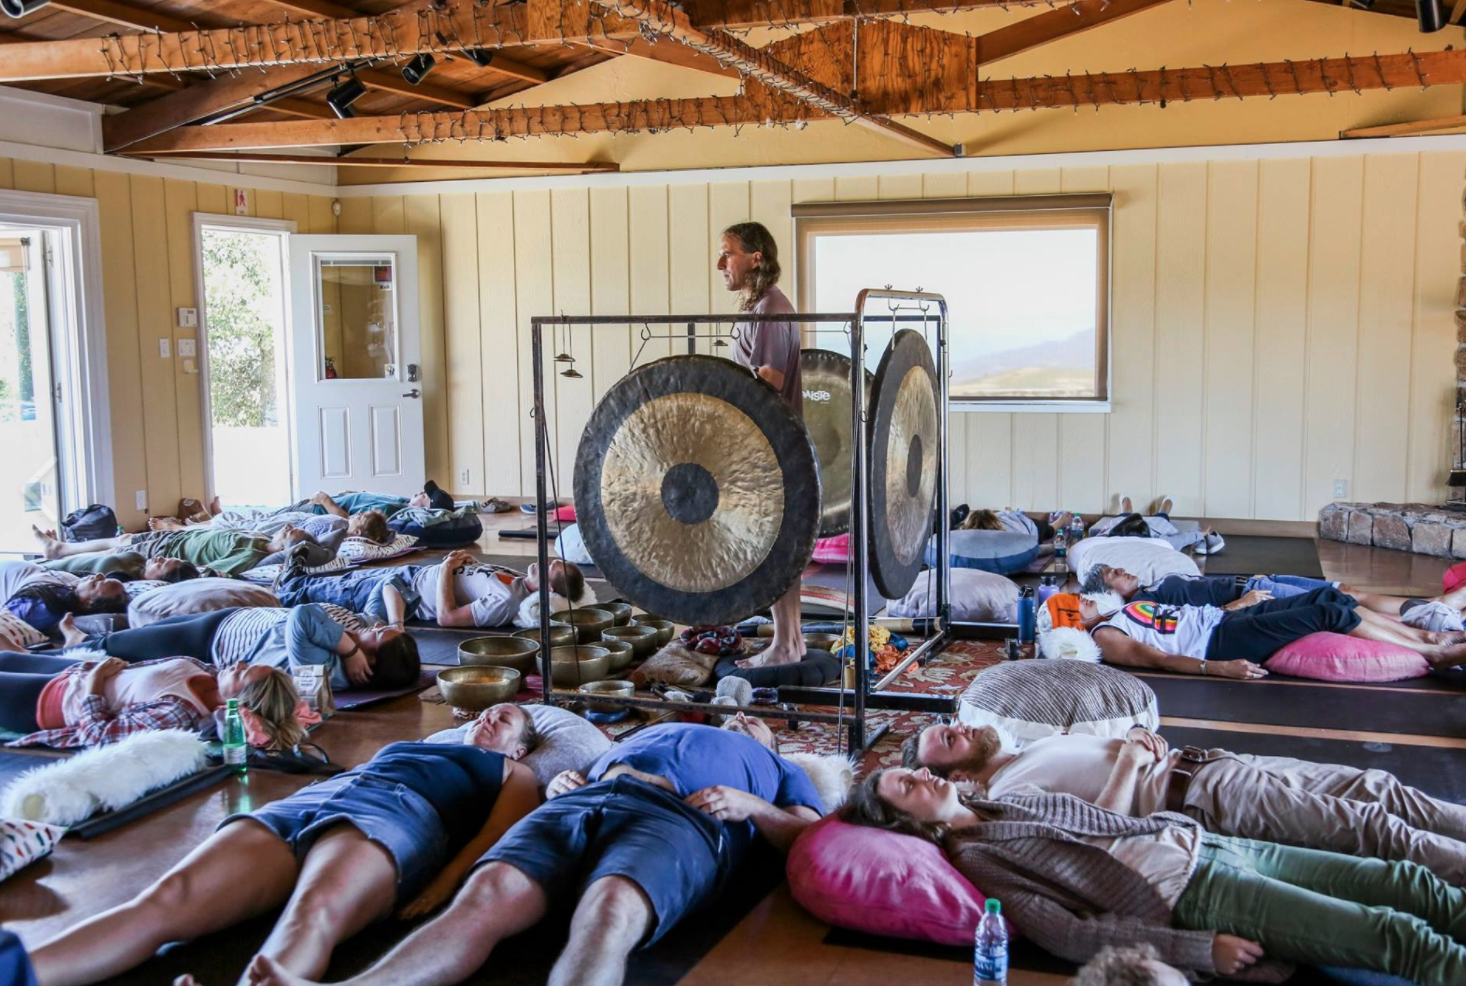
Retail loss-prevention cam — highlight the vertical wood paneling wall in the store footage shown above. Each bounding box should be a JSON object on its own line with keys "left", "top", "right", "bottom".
{"left": 0, "top": 156, "right": 337, "bottom": 528}
{"left": 372, "top": 149, "right": 1464, "bottom": 523}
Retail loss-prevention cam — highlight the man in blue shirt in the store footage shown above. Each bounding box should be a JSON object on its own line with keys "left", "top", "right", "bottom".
{"left": 249, "top": 717, "right": 822, "bottom": 986}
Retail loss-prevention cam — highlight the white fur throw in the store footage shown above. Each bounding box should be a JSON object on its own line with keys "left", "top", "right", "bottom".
{"left": 513, "top": 584, "right": 599, "bottom": 629}
{"left": 0, "top": 730, "right": 210, "bottom": 827}
{"left": 1039, "top": 626, "right": 1103, "bottom": 663}
{"left": 785, "top": 752, "right": 856, "bottom": 813}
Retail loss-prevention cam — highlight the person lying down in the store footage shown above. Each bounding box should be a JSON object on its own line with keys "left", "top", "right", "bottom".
{"left": 24, "top": 703, "right": 542, "bottom": 986}
{"left": 33, "top": 524, "right": 318, "bottom": 578}
{"left": 149, "top": 504, "right": 396, "bottom": 553}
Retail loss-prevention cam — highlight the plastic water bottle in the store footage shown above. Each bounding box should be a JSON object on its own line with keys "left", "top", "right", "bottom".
{"left": 1068, "top": 511, "right": 1086, "bottom": 545}
{"left": 974, "top": 898, "right": 1008, "bottom": 985}
{"left": 1016, "top": 587, "right": 1036, "bottom": 644}
{"left": 223, "top": 698, "right": 248, "bottom": 776}
{"left": 1053, "top": 520, "right": 1068, "bottom": 558}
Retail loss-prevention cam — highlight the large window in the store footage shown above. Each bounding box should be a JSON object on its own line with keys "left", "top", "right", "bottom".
{"left": 795, "top": 195, "right": 1111, "bottom": 408}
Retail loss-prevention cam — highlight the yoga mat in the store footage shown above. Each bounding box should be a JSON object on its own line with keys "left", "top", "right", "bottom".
{"left": 335, "top": 668, "right": 438, "bottom": 710}
{"left": 1157, "top": 725, "right": 1466, "bottom": 803}
{"left": 1141, "top": 671, "right": 1466, "bottom": 739}
{"left": 410, "top": 626, "right": 509, "bottom": 666}
{"left": 496, "top": 527, "right": 539, "bottom": 540}
{"left": 0, "top": 749, "right": 70, "bottom": 790}
{"left": 1199, "top": 535, "right": 1325, "bottom": 578}
{"left": 70, "top": 765, "right": 234, "bottom": 840}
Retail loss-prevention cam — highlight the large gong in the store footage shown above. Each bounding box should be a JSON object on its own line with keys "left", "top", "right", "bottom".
{"left": 868, "top": 329, "right": 939, "bottom": 600}
{"left": 574, "top": 355, "right": 820, "bottom": 627}
{"left": 800, "top": 349, "right": 872, "bottom": 539}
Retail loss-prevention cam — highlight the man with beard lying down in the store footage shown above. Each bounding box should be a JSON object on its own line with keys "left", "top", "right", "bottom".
{"left": 246, "top": 714, "right": 822, "bottom": 986}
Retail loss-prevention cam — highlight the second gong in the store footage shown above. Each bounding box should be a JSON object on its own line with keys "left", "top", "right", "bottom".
{"left": 800, "top": 348, "right": 872, "bottom": 538}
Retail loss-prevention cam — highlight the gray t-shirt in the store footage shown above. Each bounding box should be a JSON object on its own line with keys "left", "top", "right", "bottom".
{"left": 734, "top": 286, "right": 802, "bottom": 416}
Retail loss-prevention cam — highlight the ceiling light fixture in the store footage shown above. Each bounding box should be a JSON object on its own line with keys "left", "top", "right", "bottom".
{"left": 2, "top": 0, "right": 52, "bottom": 17}
{"left": 1416, "top": 0, "right": 1447, "bottom": 31}
{"left": 326, "top": 75, "right": 366, "bottom": 119}
{"left": 402, "top": 53, "right": 437, "bottom": 85}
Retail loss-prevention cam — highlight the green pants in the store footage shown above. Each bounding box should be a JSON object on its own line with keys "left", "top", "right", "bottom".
{"left": 1173, "top": 833, "right": 1466, "bottom": 986}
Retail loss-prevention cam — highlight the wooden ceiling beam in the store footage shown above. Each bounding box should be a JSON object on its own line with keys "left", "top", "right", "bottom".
{"left": 102, "top": 64, "right": 327, "bottom": 151}
{"left": 572, "top": 36, "right": 741, "bottom": 79}
{"left": 260, "top": 0, "right": 361, "bottom": 18}
{"left": 121, "top": 150, "right": 620, "bottom": 172}
{"left": 1341, "top": 113, "right": 1466, "bottom": 138}
{"left": 973, "top": 0, "right": 1175, "bottom": 65}
{"left": 46, "top": 0, "right": 192, "bottom": 33}
{"left": 355, "top": 67, "right": 479, "bottom": 109}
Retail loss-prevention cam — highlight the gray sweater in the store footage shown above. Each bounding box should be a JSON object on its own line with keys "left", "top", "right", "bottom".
{"left": 947, "top": 792, "right": 1218, "bottom": 974}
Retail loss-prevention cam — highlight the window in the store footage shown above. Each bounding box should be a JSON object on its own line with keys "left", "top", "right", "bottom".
{"left": 795, "top": 194, "right": 1111, "bottom": 408}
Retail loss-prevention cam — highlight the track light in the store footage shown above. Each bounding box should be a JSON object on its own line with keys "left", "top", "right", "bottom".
{"left": 1347, "top": 0, "right": 1374, "bottom": 8}
{"left": 402, "top": 53, "right": 437, "bottom": 85}
{"left": 326, "top": 75, "right": 366, "bottom": 119}
{"left": 2, "top": 0, "right": 51, "bottom": 17}
{"left": 462, "top": 49, "right": 495, "bottom": 68}
{"left": 1416, "top": 0, "right": 1447, "bottom": 31}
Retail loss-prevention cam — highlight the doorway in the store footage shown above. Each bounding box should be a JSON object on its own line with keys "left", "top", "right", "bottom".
{"left": 195, "top": 217, "right": 293, "bottom": 507}
{"left": 0, "top": 230, "right": 60, "bottom": 552}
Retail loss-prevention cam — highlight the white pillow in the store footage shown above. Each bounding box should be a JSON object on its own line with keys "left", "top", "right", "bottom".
{"left": 122, "top": 580, "right": 168, "bottom": 600}
{"left": 0, "top": 817, "right": 65, "bottom": 881}
{"left": 887, "top": 568, "right": 1019, "bottom": 623}
{"left": 1068, "top": 535, "right": 1200, "bottom": 588}
{"left": 0, "top": 612, "right": 46, "bottom": 649}
{"left": 127, "top": 578, "right": 279, "bottom": 628}
{"left": 336, "top": 533, "right": 419, "bottom": 563}
{"left": 427, "top": 703, "right": 612, "bottom": 787}
{"left": 554, "top": 524, "right": 594, "bottom": 565}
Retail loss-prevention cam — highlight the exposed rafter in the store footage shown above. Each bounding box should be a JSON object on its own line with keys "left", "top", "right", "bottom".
{"left": 973, "top": 0, "right": 1174, "bottom": 65}
{"left": 1342, "top": 113, "right": 1466, "bottom": 138}
{"left": 121, "top": 150, "right": 621, "bottom": 172}
{"left": 46, "top": 0, "right": 191, "bottom": 32}
{"left": 260, "top": 0, "right": 360, "bottom": 17}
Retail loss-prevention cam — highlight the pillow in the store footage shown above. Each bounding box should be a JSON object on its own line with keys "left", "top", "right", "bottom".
{"left": 631, "top": 642, "right": 720, "bottom": 689}
{"left": 0, "top": 612, "right": 46, "bottom": 650}
{"left": 958, "top": 661, "right": 1159, "bottom": 743}
{"left": 426, "top": 704, "right": 612, "bottom": 787}
{"left": 1444, "top": 562, "right": 1466, "bottom": 595}
{"left": 888, "top": 568, "right": 1019, "bottom": 623}
{"left": 713, "top": 650, "right": 841, "bottom": 688}
{"left": 336, "top": 533, "right": 419, "bottom": 564}
{"left": 811, "top": 534, "right": 850, "bottom": 565}
{"left": 787, "top": 817, "right": 988, "bottom": 946}
{"left": 127, "top": 578, "right": 279, "bottom": 629}
{"left": 1068, "top": 535, "right": 1200, "bottom": 587}
{"left": 122, "top": 580, "right": 168, "bottom": 600}
{"left": 0, "top": 817, "right": 65, "bottom": 882}
{"left": 1264, "top": 633, "right": 1430, "bottom": 682}
{"left": 926, "top": 530, "right": 1039, "bottom": 575}
{"left": 553, "top": 505, "right": 577, "bottom": 523}
{"left": 388, "top": 506, "right": 483, "bottom": 548}
{"left": 554, "top": 524, "right": 595, "bottom": 566}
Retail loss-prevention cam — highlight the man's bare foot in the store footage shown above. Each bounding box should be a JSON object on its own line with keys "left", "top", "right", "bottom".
{"left": 1439, "top": 583, "right": 1466, "bottom": 612}
{"left": 149, "top": 516, "right": 185, "bottom": 531}
{"left": 208, "top": 495, "right": 222, "bottom": 515}
{"left": 58, "top": 614, "right": 87, "bottom": 648}
{"left": 31, "top": 524, "right": 63, "bottom": 559}
{"left": 247, "top": 954, "right": 317, "bottom": 986}
{"left": 736, "top": 640, "right": 803, "bottom": 670}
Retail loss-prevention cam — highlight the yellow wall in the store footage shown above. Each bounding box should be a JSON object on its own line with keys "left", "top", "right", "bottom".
{"left": 373, "top": 147, "right": 1466, "bottom": 522}
{"left": 0, "top": 156, "right": 337, "bottom": 529}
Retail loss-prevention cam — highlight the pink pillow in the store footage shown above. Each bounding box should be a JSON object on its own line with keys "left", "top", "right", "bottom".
{"left": 1263, "top": 632, "right": 1430, "bottom": 682}
{"left": 553, "top": 505, "right": 576, "bottom": 523}
{"left": 811, "top": 534, "right": 850, "bottom": 565}
{"left": 1444, "top": 562, "right": 1466, "bottom": 595}
{"left": 787, "top": 816, "right": 988, "bottom": 946}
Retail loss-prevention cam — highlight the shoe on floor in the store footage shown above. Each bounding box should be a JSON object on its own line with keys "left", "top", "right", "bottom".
{"left": 482, "top": 497, "right": 513, "bottom": 513}
{"left": 520, "top": 500, "right": 560, "bottom": 514}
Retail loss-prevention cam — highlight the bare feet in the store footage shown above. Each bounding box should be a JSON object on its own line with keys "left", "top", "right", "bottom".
{"left": 208, "top": 495, "right": 222, "bottom": 515}
{"left": 174, "top": 974, "right": 200, "bottom": 986}
{"left": 247, "top": 954, "right": 317, "bottom": 986}
{"left": 149, "top": 516, "right": 185, "bottom": 531}
{"left": 31, "top": 524, "right": 62, "bottom": 559}
{"left": 58, "top": 613, "right": 87, "bottom": 647}
{"left": 736, "top": 640, "right": 803, "bottom": 670}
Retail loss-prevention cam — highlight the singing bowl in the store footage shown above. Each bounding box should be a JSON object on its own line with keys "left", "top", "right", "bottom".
{"left": 603, "top": 623, "right": 658, "bottom": 658}
{"left": 543, "top": 645, "right": 612, "bottom": 687}
{"left": 598, "top": 637, "right": 636, "bottom": 671}
{"left": 456, "top": 636, "right": 539, "bottom": 675}
{"left": 632, "top": 617, "right": 675, "bottom": 647}
{"left": 72, "top": 614, "right": 128, "bottom": 634}
{"left": 579, "top": 679, "right": 635, "bottom": 713}
{"left": 436, "top": 666, "right": 522, "bottom": 711}
{"left": 512, "top": 622, "right": 576, "bottom": 649}
{"left": 602, "top": 601, "right": 634, "bottom": 626}
{"left": 803, "top": 631, "right": 842, "bottom": 653}
{"left": 562, "top": 607, "right": 614, "bottom": 644}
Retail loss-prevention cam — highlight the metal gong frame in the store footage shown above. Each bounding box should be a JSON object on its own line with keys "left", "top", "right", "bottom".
{"left": 528, "top": 289, "right": 955, "bottom": 752}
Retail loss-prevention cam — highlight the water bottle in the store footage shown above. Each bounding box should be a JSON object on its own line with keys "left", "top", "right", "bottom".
{"left": 974, "top": 898, "right": 1008, "bottom": 986}
{"left": 1036, "top": 574, "right": 1059, "bottom": 607}
{"left": 1053, "top": 520, "right": 1068, "bottom": 558}
{"left": 223, "top": 698, "right": 248, "bottom": 776}
{"left": 1068, "top": 511, "right": 1086, "bottom": 545}
{"left": 1016, "top": 587, "right": 1036, "bottom": 644}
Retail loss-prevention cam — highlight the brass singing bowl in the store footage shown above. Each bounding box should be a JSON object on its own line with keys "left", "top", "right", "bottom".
{"left": 803, "top": 632, "right": 842, "bottom": 653}
{"left": 562, "top": 607, "right": 615, "bottom": 644}
{"left": 579, "top": 679, "right": 636, "bottom": 713}
{"left": 456, "top": 636, "right": 539, "bottom": 676}
{"left": 512, "top": 622, "right": 576, "bottom": 649}
{"left": 602, "top": 601, "right": 634, "bottom": 626}
{"left": 632, "top": 617, "right": 675, "bottom": 647}
{"left": 436, "top": 666, "right": 522, "bottom": 711}
{"left": 603, "top": 623, "right": 659, "bottom": 658}
{"left": 544, "top": 644, "right": 612, "bottom": 687}
{"left": 599, "top": 638, "right": 636, "bottom": 671}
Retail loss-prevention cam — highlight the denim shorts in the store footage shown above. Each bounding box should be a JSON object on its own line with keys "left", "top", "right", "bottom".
{"left": 478, "top": 775, "right": 729, "bottom": 946}
{"left": 223, "top": 773, "right": 448, "bottom": 902}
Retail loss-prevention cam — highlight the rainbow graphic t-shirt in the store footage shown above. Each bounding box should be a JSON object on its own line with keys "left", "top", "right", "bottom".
{"left": 1103, "top": 601, "right": 1225, "bottom": 658}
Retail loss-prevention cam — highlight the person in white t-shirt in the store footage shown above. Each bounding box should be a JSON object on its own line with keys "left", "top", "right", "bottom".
{"left": 903, "top": 722, "right": 1466, "bottom": 883}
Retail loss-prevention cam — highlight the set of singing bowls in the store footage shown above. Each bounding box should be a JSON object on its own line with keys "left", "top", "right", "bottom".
{"left": 598, "top": 637, "right": 636, "bottom": 671}
{"left": 457, "top": 636, "right": 539, "bottom": 676}
{"left": 512, "top": 622, "right": 575, "bottom": 649}
{"left": 436, "top": 667, "right": 522, "bottom": 711}
{"left": 603, "top": 624, "right": 658, "bottom": 659}
{"left": 562, "top": 608, "right": 614, "bottom": 643}
{"left": 579, "top": 679, "right": 635, "bottom": 713}
{"left": 544, "top": 644, "right": 611, "bottom": 686}
{"left": 601, "top": 601, "right": 634, "bottom": 626}
{"left": 803, "top": 632, "right": 842, "bottom": 653}
{"left": 631, "top": 617, "right": 675, "bottom": 647}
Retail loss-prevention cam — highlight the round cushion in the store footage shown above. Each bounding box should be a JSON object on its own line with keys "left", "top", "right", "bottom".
{"left": 1444, "top": 562, "right": 1466, "bottom": 595}
{"left": 1068, "top": 535, "right": 1199, "bottom": 586}
{"left": 553, "top": 505, "right": 577, "bottom": 523}
{"left": 811, "top": 534, "right": 850, "bottom": 565}
{"left": 1263, "top": 632, "right": 1430, "bottom": 682}
{"left": 926, "top": 530, "right": 1039, "bottom": 576}
{"left": 713, "top": 650, "right": 841, "bottom": 688}
{"left": 958, "top": 661, "right": 1159, "bottom": 743}
{"left": 888, "top": 567, "right": 1018, "bottom": 623}
{"left": 787, "top": 816, "right": 988, "bottom": 947}
{"left": 554, "top": 523, "right": 595, "bottom": 566}
{"left": 126, "top": 577, "right": 279, "bottom": 629}
{"left": 387, "top": 506, "right": 484, "bottom": 548}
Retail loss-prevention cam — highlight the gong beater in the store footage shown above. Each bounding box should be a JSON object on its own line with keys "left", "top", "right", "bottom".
{"left": 574, "top": 355, "right": 820, "bottom": 627}
{"left": 867, "top": 329, "right": 939, "bottom": 600}
{"left": 800, "top": 349, "right": 872, "bottom": 539}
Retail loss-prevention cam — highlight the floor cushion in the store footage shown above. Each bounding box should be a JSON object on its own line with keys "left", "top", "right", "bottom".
{"left": 336, "top": 533, "right": 419, "bottom": 564}
{"left": 927, "top": 530, "right": 1039, "bottom": 575}
{"left": 787, "top": 816, "right": 988, "bottom": 946}
{"left": 127, "top": 578, "right": 279, "bottom": 629}
{"left": 888, "top": 567, "right": 1019, "bottom": 623}
{"left": 554, "top": 524, "right": 594, "bottom": 566}
{"left": 1, "top": 818, "right": 64, "bottom": 883}
{"left": 1444, "top": 562, "right": 1466, "bottom": 595}
{"left": 958, "top": 660, "right": 1159, "bottom": 743}
{"left": 0, "top": 613, "right": 45, "bottom": 650}
{"left": 811, "top": 534, "right": 850, "bottom": 565}
{"left": 426, "top": 703, "right": 611, "bottom": 787}
{"left": 1263, "top": 633, "right": 1431, "bottom": 682}
{"left": 387, "top": 506, "right": 483, "bottom": 548}
{"left": 1068, "top": 535, "right": 1200, "bottom": 586}
{"left": 553, "top": 505, "right": 577, "bottom": 523}
{"left": 713, "top": 649, "right": 842, "bottom": 688}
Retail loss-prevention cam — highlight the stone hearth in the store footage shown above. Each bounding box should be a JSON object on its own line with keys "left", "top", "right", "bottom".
{"left": 1318, "top": 502, "right": 1466, "bottom": 558}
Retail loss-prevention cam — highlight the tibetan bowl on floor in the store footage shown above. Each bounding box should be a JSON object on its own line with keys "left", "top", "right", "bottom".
{"left": 72, "top": 614, "right": 128, "bottom": 634}
{"left": 803, "top": 632, "right": 842, "bottom": 653}
{"left": 437, "top": 667, "right": 521, "bottom": 712}
{"left": 544, "top": 645, "right": 611, "bottom": 687}
{"left": 457, "top": 636, "right": 539, "bottom": 676}
{"left": 601, "top": 601, "right": 634, "bottom": 626}
{"left": 563, "top": 607, "right": 614, "bottom": 643}
{"left": 598, "top": 638, "right": 636, "bottom": 671}
{"left": 512, "top": 622, "right": 576, "bottom": 649}
{"left": 632, "top": 617, "right": 675, "bottom": 647}
{"left": 579, "top": 679, "right": 635, "bottom": 713}
{"left": 603, "top": 624, "right": 658, "bottom": 658}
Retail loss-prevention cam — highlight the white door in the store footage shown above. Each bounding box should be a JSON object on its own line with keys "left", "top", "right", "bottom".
{"left": 287, "top": 235, "right": 424, "bottom": 499}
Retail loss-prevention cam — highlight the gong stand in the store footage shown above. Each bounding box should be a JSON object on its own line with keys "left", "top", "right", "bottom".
{"left": 529, "top": 290, "right": 955, "bottom": 753}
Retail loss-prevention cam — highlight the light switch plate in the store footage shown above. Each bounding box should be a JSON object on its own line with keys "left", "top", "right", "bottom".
{"left": 159, "top": 338, "right": 170, "bottom": 358}
{"left": 135, "top": 490, "right": 148, "bottom": 511}
{"left": 177, "top": 307, "right": 198, "bottom": 328}
{"left": 177, "top": 338, "right": 196, "bottom": 358}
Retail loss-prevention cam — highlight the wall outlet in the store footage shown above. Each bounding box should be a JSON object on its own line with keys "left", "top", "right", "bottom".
{"left": 1333, "top": 479, "right": 1349, "bottom": 499}
{"left": 459, "top": 468, "right": 471, "bottom": 487}
{"left": 158, "top": 338, "right": 170, "bottom": 358}
{"left": 135, "top": 490, "right": 148, "bottom": 511}
{"left": 177, "top": 338, "right": 196, "bottom": 358}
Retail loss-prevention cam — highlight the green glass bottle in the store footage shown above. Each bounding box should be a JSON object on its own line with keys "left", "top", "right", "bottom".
{"left": 223, "top": 698, "right": 248, "bottom": 776}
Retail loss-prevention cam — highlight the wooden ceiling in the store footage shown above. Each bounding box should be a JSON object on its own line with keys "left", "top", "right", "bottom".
{"left": 0, "top": 0, "right": 1461, "bottom": 177}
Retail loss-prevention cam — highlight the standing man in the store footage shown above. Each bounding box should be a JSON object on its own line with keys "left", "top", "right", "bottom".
{"left": 718, "top": 222, "right": 806, "bottom": 669}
